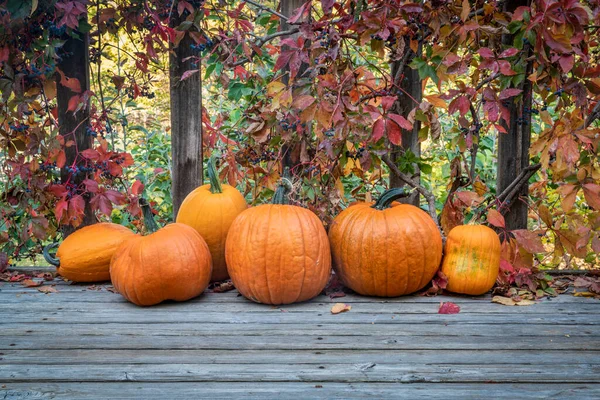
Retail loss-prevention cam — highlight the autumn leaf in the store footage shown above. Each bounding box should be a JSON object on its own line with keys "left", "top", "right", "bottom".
{"left": 37, "top": 285, "right": 58, "bottom": 294}
{"left": 21, "top": 279, "right": 42, "bottom": 287}
{"left": 511, "top": 230, "right": 545, "bottom": 253}
{"left": 438, "top": 302, "right": 460, "bottom": 314}
{"left": 492, "top": 296, "right": 535, "bottom": 306}
{"left": 487, "top": 209, "right": 505, "bottom": 228}
{"left": 331, "top": 303, "right": 351, "bottom": 314}
{"left": 180, "top": 69, "right": 199, "bottom": 81}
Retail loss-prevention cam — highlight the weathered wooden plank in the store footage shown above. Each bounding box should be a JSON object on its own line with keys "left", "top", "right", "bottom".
{"left": 1, "top": 300, "right": 597, "bottom": 315}
{"left": 1, "top": 334, "right": 596, "bottom": 351}
{"left": 2, "top": 382, "right": 599, "bottom": 400}
{"left": 1, "top": 310, "right": 597, "bottom": 325}
{"left": 1, "top": 322, "right": 596, "bottom": 338}
{"left": 1, "top": 363, "right": 599, "bottom": 383}
{"left": 1, "top": 349, "right": 599, "bottom": 366}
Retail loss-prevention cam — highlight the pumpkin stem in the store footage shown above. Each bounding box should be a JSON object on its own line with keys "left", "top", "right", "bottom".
{"left": 208, "top": 156, "right": 222, "bottom": 194}
{"left": 371, "top": 187, "right": 410, "bottom": 210}
{"left": 140, "top": 198, "right": 159, "bottom": 233}
{"left": 272, "top": 167, "right": 293, "bottom": 205}
{"left": 43, "top": 243, "right": 60, "bottom": 266}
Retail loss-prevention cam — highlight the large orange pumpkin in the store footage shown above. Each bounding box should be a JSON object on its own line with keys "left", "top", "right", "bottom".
{"left": 43, "top": 223, "right": 135, "bottom": 282}
{"left": 225, "top": 176, "right": 331, "bottom": 305}
{"left": 329, "top": 188, "right": 443, "bottom": 297}
{"left": 176, "top": 157, "right": 247, "bottom": 281}
{"left": 441, "top": 224, "right": 501, "bottom": 295}
{"left": 110, "top": 222, "right": 212, "bottom": 306}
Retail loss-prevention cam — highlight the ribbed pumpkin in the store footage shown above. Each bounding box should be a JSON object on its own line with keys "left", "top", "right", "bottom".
{"left": 176, "top": 157, "right": 247, "bottom": 281}
{"left": 110, "top": 223, "right": 212, "bottom": 306}
{"left": 43, "top": 223, "right": 135, "bottom": 282}
{"left": 441, "top": 224, "right": 501, "bottom": 295}
{"left": 329, "top": 188, "right": 443, "bottom": 297}
{"left": 110, "top": 203, "right": 212, "bottom": 306}
{"left": 225, "top": 175, "right": 331, "bottom": 305}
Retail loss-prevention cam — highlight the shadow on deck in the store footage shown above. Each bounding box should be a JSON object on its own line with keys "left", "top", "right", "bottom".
{"left": 1, "top": 278, "right": 599, "bottom": 399}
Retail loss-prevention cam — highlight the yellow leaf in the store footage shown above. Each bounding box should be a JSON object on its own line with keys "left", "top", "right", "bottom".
{"left": 461, "top": 0, "right": 470, "bottom": 21}
{"left": 266, "top": 81, "right": 286, "bottom": 97}
{"left": 331, "top": 303, "right": 351, "bottom": 314}
{"left": 424, "top": 95, "right": 447, "bottom": 109}
{"left": 492, "top": 296, "right": 535, "bottom": 306}
{"left": 335, "top": 178, "right": 345, "bottom": 197}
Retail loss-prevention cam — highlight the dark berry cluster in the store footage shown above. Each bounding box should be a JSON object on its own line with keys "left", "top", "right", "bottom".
{"left": 516, "top": 117, "right": 528, "bottom": 126}
{"left": 85, "top": 126, "right": 98, "bottom": 137}
{"left": 190, "top": 38, "right": 215, "bottom": 53}
{"left": 523, "top": 106, "right": 539, "bottom": 115}
{"left": 143, "top": 16, "right": 155, "bottom": 30}
{"left": 9, "top": 124, "right": 29, "bottom": 132}
{"left": 39, "top": 161, "right": 57, "bottom": 172}
{"left": 554, "top": 88, "right": 564, "bottom": 96}
{"left": 279, "top": 119, "right": 300, "bottom": 131}
{"left": 346, "top": 146, "right": 366, "bottom": 160}
{"left": 317, "top": 30, "right": 332, "bottom": 47}
{"left": 324, "top": 128, "right": 335, "bottom": 137}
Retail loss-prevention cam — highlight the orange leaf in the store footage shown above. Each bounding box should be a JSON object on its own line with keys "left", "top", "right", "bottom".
{"left": 487, "top": 209, "right": 505, "bottom": 228}
{"left": 331, "top": 303, "right": 351, "bottom": 314}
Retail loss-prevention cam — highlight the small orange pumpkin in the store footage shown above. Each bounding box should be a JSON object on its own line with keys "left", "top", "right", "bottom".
{"left": 441, "top": 224, "right": 501, "bottom": 295}
{"left": 176, "top": 157, "right": 247, "bottom": 281}
{"left": 225, "top": 174, "right": 331, "bottom": 305}
{"left": 110, "top": 204, "right": 212, "bottom": 306}
{"left": 43, "top": 223, "right": 135, "bottom": 282}
{"left": 329, "top": 188, "right": 443, "bottom": 297}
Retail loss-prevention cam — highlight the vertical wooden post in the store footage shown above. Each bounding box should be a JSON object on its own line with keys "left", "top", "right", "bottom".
{"left": 169, "top": 12, "right": 203, "bottom": 218}
{"left": 56, "top": 25, "right": 95, "bottom": 235}
{"left": 279, "top": 0, "right": 307, "bottom": 170}
{"left": 497, "top": 0, "right": 532, "bottom": 230}
{"left": 389, "top": 44, "right": 422, "bottom": 206}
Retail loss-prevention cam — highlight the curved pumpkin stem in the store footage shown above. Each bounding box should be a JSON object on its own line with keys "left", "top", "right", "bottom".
{"left": 140, "top": 198, "right": 159, "bottom": 233}
{"left": 208, "top": 156, "right": 222, "bottom": 194}
{"left": 43, "top": 243, "right": 60, "bottom": 267}
{"left": 272, "top": 167, "right": 293, "bottom": 205}
{"left": 371, "top": 188, "right": 410, "bottom": 210}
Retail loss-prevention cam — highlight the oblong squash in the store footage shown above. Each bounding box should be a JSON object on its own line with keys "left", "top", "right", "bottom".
{"left": 45, "top": 223, "right": 135, "bottom": 282}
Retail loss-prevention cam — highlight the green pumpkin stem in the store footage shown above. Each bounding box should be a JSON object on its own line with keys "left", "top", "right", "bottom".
{"left": 272, "top": 167, "right": 293, "bottom": 205}
{"left": 42, "top": 243, "right": 60, "bottom": 267}
{"left": 371, "top": 187, "right": 409, "bottom": 210}
{"left": 208, "top": 156, "right": 222, "bottom": 194}
{"left": 140, "top": 198, "right": 159, "bottom": 233}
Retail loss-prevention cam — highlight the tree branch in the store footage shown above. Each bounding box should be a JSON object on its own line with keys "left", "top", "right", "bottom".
{"left": 496, "top": 162, "right": 541, "bottom": 207}
{"left": 381, "top": 155, "right": 442, "bottom": 235}
{"left": 584, "top": 100, "right": 600, "bottom": 128}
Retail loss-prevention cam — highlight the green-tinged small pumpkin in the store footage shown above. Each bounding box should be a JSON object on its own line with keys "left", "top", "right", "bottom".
{"left": 441, "top": 224, "right": 501, "bottom": 295}
{"left": 225, "top": 170, "right": 331, "bottom": 305}
{"left": 176, "top": 157, "right": 247, "bottom": 281}
{"left": 110, "top": 202, "right": 212, "bottom": 306}
{"left": 329, "top": 188, "right": 443, "bottom": 297}
{"left": 43, "top": 223, "right": 135, "bottom": 282}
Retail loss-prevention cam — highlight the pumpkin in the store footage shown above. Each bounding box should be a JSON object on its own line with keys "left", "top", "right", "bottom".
{"left": 441, "top": 224, "right": 501, "bottom": 295}
{"left": 225, "top": 174, "right": 331, "bottom": 305}
{"left": 43, "top": 223, "right": 135, "bottom": 282}
{"left": 176, "top": 157, "right": 247, "bottom": 281}
{"left": 110, "top": 223, "right": 212, "bottom": 306}
{"left": 329, "top": 188, "right": 443, "bottom": 297}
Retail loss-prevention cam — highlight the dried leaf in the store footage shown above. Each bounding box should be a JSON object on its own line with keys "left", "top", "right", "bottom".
{"left": 37, "top": 285, "right": 58, "bottom": 294}
{"left": 21, "top": 279, "right": 42, "bottom": 287}
{"left": 492, "top": 296, "right": 535, "bottom": 306}
{"left": 331, "top": 303, "right": 351, "bottom": 314}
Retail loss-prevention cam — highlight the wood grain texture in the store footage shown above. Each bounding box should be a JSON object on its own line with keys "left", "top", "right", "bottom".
{"left": 1, "top": 279, "right": 599, "bottom": 398}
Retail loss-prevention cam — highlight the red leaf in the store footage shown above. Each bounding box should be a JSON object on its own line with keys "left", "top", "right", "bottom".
{"left": 438, "top": 302, "right": 460, "bottom": 314}
{"left": 67, "top": 95, "right": 81, "bottom": 112}
{"left": 388, "top": 113, "right": 413, "bottom": 130}
{"left": 57, "top": 69, "right": 82, "bottom": 93}
{"left": 56, "top": 150, "right": 66, "bottom": 168}
{"left": 287, "top": 1, "right": 311, "bottom": 24}
{"left": 498, "top": 88, "right": 523, "bottom": 100}
{"left": 386, "top": 119, "right": 402, "bottom": 146}
{"left": 449, "top": 96, "right": 470, "bottom": 115}
{"left": 381, "top": 96, "right": 397, "bottom": 113}
{"left": 82, "top": 179, "right": 99, "bottom": 193}
{"left": 80, "top": 149, "right": 100, "bottom": 161}
{"left": 321, "top": 0, "right": 335, "bottom": 13}
{"left": 55, "top": 197, "right": 68, "bottom": 221}
{"left": 487, "top": 209, "right": 505, "bottom": 228}
{"left": 371, "top": 118, "right": 385, "bottom": 143}
{"left": 180, "top": 69, "right": 199, "bottom": 81}
{"left": 512, "top": 229, "right": 545, "bottom": 253}
{"left": 477, "top": 48, "right": 495, "bottom": 59}
{"left": 583, "top": 184, "right": 600, "bottom": 210}
{"left": 90, "top": 193, "right": 113, "bottom": 216}
{"left": 559, "top": 55, "right": 574, "bottom": 73}
{"left": 105, "top": 189, "right": 126, "bottom": 205}
{"left": 131, "top": 180, "right": 144, "bottom": 196}
{"left": 498, "top": 60, "right": 516, "bottom": 76}
{"left": 499, "top": 48, "right": 519, "bottom": 58}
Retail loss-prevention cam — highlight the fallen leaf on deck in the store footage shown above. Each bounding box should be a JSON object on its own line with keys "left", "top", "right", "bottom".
{"left": 331, "top": 303, "right": 351, "bottom": 314}
{"left": 211, "top": 281, "right": 235, "bottom": 293}
{"left": 328, "top": 291, "right": 346, "bottom": 299}
{"left": 438, "top": 301, "right": 460, "bottom": 314}
{"left": 492, "top": 295, "right": 535, "bottom": 306}
{"left": 355, "top": 362, "right": 376, "bottom": 371}
{"left": 573, "top": 291, "right": 598, "bottom": 298}
{"left": 37, "top": 286, "right": 58, "bottom": 294}
{"left": 21, "top": 279, "right": 42, "bottom": 287}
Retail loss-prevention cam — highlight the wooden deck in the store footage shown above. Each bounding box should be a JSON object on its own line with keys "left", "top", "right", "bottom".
{"left": 1, "top": 278, "right": 599, "bottom": 399}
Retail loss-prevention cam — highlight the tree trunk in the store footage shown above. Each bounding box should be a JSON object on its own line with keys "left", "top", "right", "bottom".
{"left": 279, "top": 0, "right": 308, "bottom": 170}
{"left": 390, "top": 48, "right": 422, "bottom": 206}
{"left": 497, "top": 0, "right": 533, "bottom": 230}
{"left": 56, "top": 25, "right": 95, "bottom": 235}
{"left": 169, "top": 14, "right": 203, "bottom": 219}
